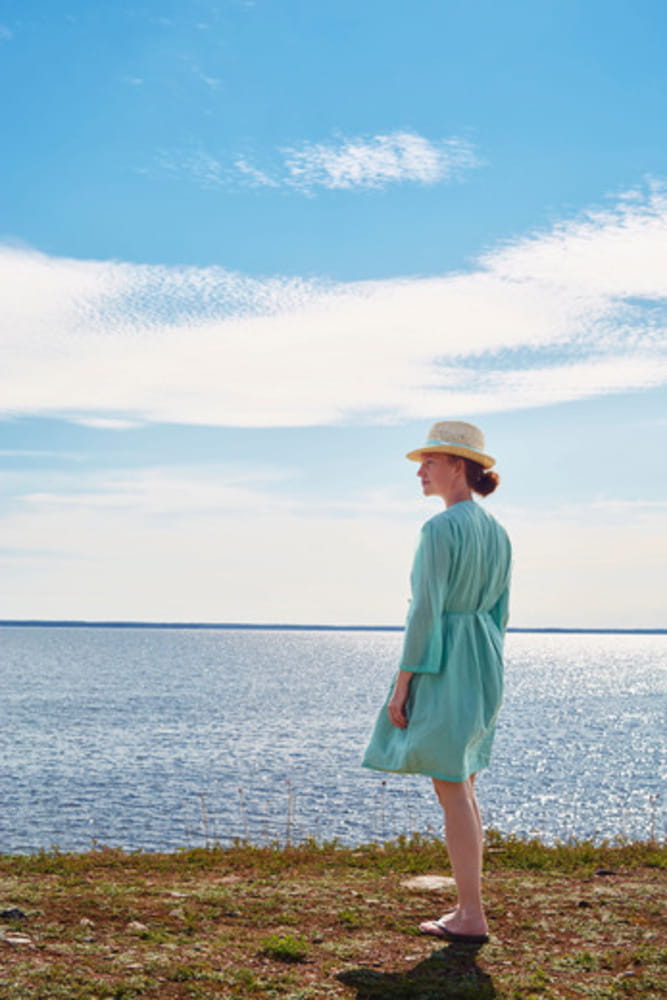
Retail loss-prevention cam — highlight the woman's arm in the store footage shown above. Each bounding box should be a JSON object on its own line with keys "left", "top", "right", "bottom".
{"left": 387, "top": 520, "right": 448, "bottom": 729}
{"left": 398, "top": 520, "right": 449, "bottom": 674}
{"left": 388, "top": 669, "right": 413, "bottom": 729}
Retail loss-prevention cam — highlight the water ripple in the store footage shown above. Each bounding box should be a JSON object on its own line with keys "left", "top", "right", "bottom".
{"left": 0, "top": 628, "right": 664, "bottom": 852}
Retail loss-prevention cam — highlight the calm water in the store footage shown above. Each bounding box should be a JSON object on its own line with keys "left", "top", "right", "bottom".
{"left": 1, "top": 627, "right": 665, "bottom": 853}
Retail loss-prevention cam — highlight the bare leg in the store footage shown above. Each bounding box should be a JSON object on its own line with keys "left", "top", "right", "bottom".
{"left": 432, "top": 773, "right": 483, "bottom": 924}
{"left": 469, "top": 772, "right": 483, "bottom": 844}
{"left": 420, "top": 774, "right": 487, "bottom": 937}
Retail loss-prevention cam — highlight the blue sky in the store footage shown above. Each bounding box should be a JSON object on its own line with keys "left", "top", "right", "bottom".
{"left": 1, "top": 0, "right": 666, "bottom": 626}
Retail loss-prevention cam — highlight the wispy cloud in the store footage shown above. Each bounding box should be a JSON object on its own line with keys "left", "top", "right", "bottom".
{"left": 1, "top": 183, "right": 666, "bottom": 428}
{"left": 157, "top": 130, "right": 479, "bottom": 193}
{"left": 233, "top": 157, "right": 279, "bottom": 189}
{"left": 71, "top": 417, "right": 142, "bottom": 430}
{"left": 0, "top": 450, "right": 84, "bottom": 461}
{"left": 0, "top": 25, "right": 13, "bottom": 42}
{"left": 502, "top": 498, "right": 667, "bottom": 627}
{"left": 190, "top": 64, "right": 222, "bottom": 89}
{"left": 157, "top": 148, "right": 228, "bottom": 189}
{"left": 1, "top": 464, "right": 664, "bottom": 625}
{"left": 281, "top": 131, "right": 478, "bottom": 193}
{"left": 0, "top": 465, "right": 414, "bottom": 622}
{"left": 19, "top": 465, "right": 292, "bottom": 515}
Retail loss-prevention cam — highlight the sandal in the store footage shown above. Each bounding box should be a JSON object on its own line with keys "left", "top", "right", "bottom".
{"left": 419, "top": 917, "right": 489, "bottom": 944}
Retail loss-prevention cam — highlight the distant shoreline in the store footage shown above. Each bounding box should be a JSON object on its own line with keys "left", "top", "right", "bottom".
{"left": 1, "top": 620, "right": 665, "bottom": 635}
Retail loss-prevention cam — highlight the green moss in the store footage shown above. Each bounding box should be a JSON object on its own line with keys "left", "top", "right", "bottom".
{"left": 259, "top": 933, "right": 309, "bottom": 963}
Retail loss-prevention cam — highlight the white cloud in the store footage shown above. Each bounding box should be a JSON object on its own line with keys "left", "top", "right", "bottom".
{"left": 1, "top": 466, "right": 664, "bottom": 626}
{"left": 0, "top": 450, "right": 84, "bottom": 461}
{"left": 0, "top": 465, "right": 415, "bottom": 623}
{"left": 498, "top": 498, "right": 667, "bottom": 628}
{"left": 157, "top": 148, "right": 228, "bottom": 189}
{"left": 17, "top": 465, "right": 295, "bottom": 516}
{"left": 234, "top": 157, "right": 279, "bottom": 188}
{"left": 71, "top": 417, "right": 142, "bottom": 430}
{"left": 158, "top": 130, "right": 479, "bottom": 193}
{"left": 0, "top": 183, "right": 666, "bottom": 428}
{"left": 0, "top": 25, "right": 13, "bottom": 42}
{"left": 484, "top": 180, "right": 667, "bottom": 298}
{"left": 280, "top": 131, "right": 478, "bottom": 193}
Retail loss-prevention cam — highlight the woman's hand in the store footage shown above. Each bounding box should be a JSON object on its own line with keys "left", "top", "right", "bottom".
{"left": 387, "top": 671, "right": 412, "bottom": 729}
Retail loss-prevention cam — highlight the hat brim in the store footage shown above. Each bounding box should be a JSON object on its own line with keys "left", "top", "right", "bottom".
{"left": 406, "top": 444, "right": 495, "bottom": 469}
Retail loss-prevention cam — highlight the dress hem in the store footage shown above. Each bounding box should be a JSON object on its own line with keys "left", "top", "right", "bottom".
{"left": 361, "top": 759, "right": 490, "bottom": 784}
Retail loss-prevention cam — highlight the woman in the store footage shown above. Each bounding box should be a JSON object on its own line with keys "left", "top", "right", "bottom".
{"left": 362, "top": 420, "right": 512, "bottom": 945}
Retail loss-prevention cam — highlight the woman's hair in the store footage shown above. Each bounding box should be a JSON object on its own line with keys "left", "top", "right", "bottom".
{"left": 445, "top": 454, "right": 500, "bottom": 496}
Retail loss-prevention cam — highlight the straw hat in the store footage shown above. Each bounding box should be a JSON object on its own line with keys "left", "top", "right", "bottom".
{"left": 406, "top": 420, "right": 496, "bottom": 469}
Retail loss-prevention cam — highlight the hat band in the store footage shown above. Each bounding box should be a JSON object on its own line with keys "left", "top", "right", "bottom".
{"left": 422, "top": 438, "right": 487, "bottom": 456}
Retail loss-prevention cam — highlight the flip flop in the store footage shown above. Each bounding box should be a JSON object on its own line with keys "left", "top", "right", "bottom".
{"left": 419, "top": 918, "right": 489, "bottom": 944}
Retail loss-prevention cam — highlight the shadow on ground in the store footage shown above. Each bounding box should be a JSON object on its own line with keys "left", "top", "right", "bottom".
{"left": 337, "top": 943, "right": 495, "bottom": 999}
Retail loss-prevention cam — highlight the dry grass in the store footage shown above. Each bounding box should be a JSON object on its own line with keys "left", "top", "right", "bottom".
{"left": 0, "top": 834, "right": 665, "bottom": 999}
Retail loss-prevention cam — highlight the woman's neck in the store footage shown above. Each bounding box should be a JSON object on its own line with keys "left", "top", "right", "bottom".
{"left": 444, "top": 487, "right": 473, "bottom": 508}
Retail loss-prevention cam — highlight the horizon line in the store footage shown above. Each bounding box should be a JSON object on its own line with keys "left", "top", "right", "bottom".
{"left": 0, "top": 620, "right": 665, "bottom": 635}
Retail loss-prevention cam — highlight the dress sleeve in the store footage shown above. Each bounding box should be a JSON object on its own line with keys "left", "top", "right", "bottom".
{"left": 398, "top": 520, "right": 448, "bottom": 674}
{"left": 489, "top": 585, "right": 510, "bottom": 635}
{"left": 489, "top": 529, "right": 512, "bottom": 636}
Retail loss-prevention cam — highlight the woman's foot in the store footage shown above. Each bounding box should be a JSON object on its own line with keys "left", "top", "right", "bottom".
{"left": 419, "top": 906, "right": 458, "bottom": 933}
{"left": 419, "top": 911, "right": 488, "bottom": 942}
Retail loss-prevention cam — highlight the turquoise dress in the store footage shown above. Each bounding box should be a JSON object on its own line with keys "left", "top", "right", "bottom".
{"left": 362, "top": 500, "right": 512, "bottom": 782}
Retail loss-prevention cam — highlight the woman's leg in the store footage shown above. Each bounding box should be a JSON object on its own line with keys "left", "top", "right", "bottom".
{"left": 433, "top": 772, "right": 484, "bottom": 922}
{"left": 469, "top": 772, "right": 483, "bottom": 845}
{"left": 421, "top": 774, "right": 487, "bottom": 936}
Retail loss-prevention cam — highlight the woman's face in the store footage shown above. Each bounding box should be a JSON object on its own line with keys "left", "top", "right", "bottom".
{"left": 417, "top": 452, "right": 462, "bottom": 498}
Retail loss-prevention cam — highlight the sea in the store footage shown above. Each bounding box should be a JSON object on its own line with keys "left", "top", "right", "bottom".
{"left": 1, "top": 626, "right": 665, "bottom": 854}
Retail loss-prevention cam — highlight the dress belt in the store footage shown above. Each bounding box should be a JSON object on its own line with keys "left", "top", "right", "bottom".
{"left": 443, "top": 611, "right": 491, "bottom": 618}
{"left": 446, "top": 610, "right": 491, "bottom": 616}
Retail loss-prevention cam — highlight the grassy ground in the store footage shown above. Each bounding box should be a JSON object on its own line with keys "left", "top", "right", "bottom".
{"left": 0, "top": 834, "right": 665, "bottom": 1000}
